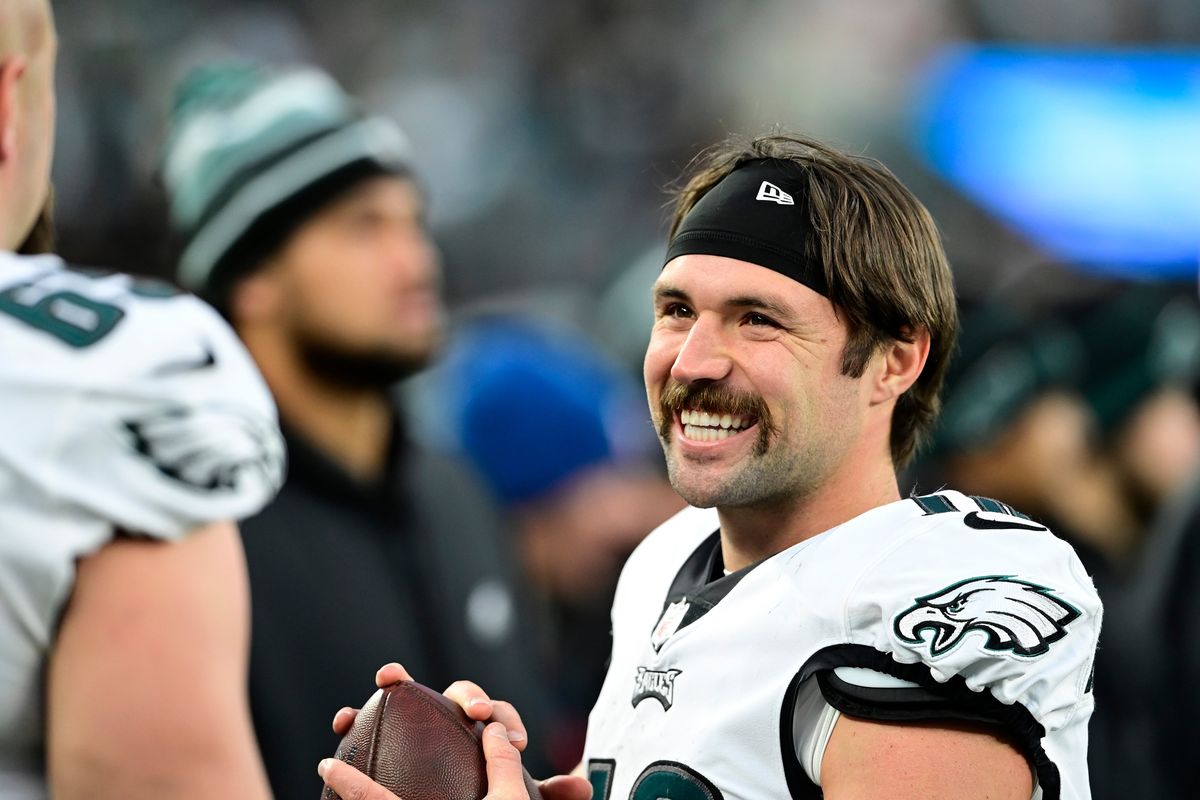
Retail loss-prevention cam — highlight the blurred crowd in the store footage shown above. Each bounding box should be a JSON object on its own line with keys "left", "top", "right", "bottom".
{"left": 37, "top": 0, "right": 1200, "bottom": 796}
{"left": 50, "top": 0, "right": 1200, "bottom": 302}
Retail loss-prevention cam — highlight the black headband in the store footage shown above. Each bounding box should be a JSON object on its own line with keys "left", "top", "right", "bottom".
{"left": 664, "top": 158, "right": 828, "bottom": 297}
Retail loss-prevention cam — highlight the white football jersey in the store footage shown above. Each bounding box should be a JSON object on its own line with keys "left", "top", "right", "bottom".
{"left": 584, "top": 491, "right": 1101, "bottom": 800}
{"left": 0, "top": 253, "right": 285, "bottom": 796}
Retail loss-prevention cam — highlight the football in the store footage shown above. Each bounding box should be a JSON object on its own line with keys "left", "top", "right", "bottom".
{"left": 321, "top": 680, "right": 543, "bottom": 800}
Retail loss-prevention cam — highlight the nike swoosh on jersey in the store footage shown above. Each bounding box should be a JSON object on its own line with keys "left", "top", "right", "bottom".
{"left": 150, "top": 345, "right": 217, "bottom": 377}
{"left": 962, "top": 511, "right": 1047, "bottom": 532}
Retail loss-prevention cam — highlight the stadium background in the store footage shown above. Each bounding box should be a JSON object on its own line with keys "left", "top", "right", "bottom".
{"left": 49, "top": 0, "right": 1200, "bottom": 306}
{"left": 43, "top": 0, "right": 1200, "bottom": 795}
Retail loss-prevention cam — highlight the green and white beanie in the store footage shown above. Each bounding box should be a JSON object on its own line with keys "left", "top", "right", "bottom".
{"left": 162, "top": 63, "right": 413, "bottom": 295}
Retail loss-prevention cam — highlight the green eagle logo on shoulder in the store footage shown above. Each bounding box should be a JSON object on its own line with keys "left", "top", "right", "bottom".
{"left": 893, "top": 576, "right": 1081, "bottom": 658}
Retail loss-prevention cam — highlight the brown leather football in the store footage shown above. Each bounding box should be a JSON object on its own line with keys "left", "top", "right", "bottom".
{"left": 320, "top": 680, "right": 543, "bottom": 800}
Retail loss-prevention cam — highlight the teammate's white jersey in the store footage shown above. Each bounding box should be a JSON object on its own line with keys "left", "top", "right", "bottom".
{"left": 584, "top": 492, "right": 1102, "bottom": 800}
{"left": 0, "top": 252, "right": 285, "bottom": 795}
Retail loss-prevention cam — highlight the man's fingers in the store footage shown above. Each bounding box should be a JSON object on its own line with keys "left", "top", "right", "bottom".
{"left": 375, "top": 662, "right": 413, "bottom": 688}
{"left": 444, "top": 679, "right": 494, "bottom": 720}
{"left": 318, "top": 758, "right": 401, "bottom": 800}
{"left": 332, "top": 706, "right": 359, "bottom": 734}
{"left": 489, "top": 701, "right": 528, "bottom": 750}
{"left": 335, "top": 661, "right": 409, "bottom": 738}
{"left": 539, "top": 775, "right": 594, "bottom": 800}
{"left": 442, "top": 684, "right": 527, "bottom": 750}
{"left": 482, "top": 723, "right": 527, "bottom": 800}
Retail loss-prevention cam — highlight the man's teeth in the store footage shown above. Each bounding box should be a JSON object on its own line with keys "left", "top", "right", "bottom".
{"left": 680, "top": 409, "right": 752, "bottom": 441}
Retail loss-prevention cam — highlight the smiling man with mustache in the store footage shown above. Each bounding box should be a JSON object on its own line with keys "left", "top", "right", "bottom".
{"left": 322, "top": 134, "right": 1103, "bottom": 800}
{"left": 584, "top": 135, "right": 1102, "bottom": 800}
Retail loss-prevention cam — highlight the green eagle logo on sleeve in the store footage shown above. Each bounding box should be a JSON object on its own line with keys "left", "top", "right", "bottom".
{"left": 124, "top": 406, "right": 285, "bottom": 493}
{"left": 893, "top": 576, "right": 1081, "bottom": 658}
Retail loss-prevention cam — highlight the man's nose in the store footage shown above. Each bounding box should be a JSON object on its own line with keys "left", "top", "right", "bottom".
{"left": 387, "top": 228, "right": 440, "bottom": 284}
{"left": 670, "top": 318, "right": 733, "bottom": 385}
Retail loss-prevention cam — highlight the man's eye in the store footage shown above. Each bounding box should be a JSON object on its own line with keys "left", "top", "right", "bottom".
{"left": 344, "top": 213, "right": 382, "bottom": 236}
{"left": 663, "top": 303, "right": 693, "bottom": 319}
{"left": 746, "top": 312, "right": 778, "bottom": 327}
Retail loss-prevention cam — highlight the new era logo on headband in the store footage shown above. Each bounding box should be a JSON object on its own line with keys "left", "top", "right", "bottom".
{"left": 755, "top": 181, "right": 794, "bottom": 205}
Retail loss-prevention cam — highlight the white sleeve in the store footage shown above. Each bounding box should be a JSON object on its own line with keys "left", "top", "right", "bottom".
{"left": 831, "top": 496, "right": 1099, "bottom": 799}
{"left": 852, "top": 517, "right": 1102, "bottom": 727}
{"left": 0, "top": 263, "right": 285, "bottom": 539}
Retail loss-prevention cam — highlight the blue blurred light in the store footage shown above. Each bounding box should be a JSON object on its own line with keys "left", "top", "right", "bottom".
{"left": 913, "top": 47, "right": 1200, "bottom": 278}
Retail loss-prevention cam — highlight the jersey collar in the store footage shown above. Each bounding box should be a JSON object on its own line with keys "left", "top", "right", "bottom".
{"left": 658, "top": 530, "right": 767, "bottom": 635}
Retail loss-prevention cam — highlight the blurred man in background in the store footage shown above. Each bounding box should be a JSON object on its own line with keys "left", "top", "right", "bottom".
{"left": 926, "top": 305, "right": 1120, "bottom": 580}
{"left": 1081, "top": 288, "right": 1200, "bottom": 800}
{"left": 161, "top": 63, "right": 549, "bottom": 799}
{"left": 1082, "top": 287, "right": 1200, "bottom": 799}
{"left": 929, "top": 290, "right": 1200, "bottom": 576}
{"left": 1130, "top": 407, "right": 1200, "bottom": 798}
{"left": 1, "top": 2, "right": 285, "bottom": 797}
{"left": 1076, "top": 288, "right": 1200, "bottom": 559}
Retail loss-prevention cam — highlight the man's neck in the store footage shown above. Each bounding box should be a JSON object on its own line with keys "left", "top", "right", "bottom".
{"left": 716, "top": 455, "right": 902, "bottom": 572}
{"left": 250, "top": 338, "right": 394, "bottom": 483}
{"left": 277, "top": 379, "right": 393, "bottom": 483}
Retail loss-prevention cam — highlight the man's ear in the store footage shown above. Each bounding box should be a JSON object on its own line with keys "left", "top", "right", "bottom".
{"left": 0, "top": 55, "right": 27, "bottom": 162}
{"left": 870, "top": 326, "right": 931, "bottom": 406}
{"left": 228, "top": 264, "right": 284, "bottom": 328}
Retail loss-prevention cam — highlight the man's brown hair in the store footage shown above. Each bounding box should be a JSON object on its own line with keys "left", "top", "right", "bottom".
{"left": 669, "top": 133, "right": 959, "bottom": 467}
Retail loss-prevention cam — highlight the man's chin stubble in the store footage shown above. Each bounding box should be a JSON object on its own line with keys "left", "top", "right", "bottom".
{"left": 299, "top": 341, "right": 436, "bottom": 389}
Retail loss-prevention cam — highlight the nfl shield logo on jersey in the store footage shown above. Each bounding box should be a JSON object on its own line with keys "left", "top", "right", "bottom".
{"left": 650, "top": 599, "right": 690, "bottom": 650}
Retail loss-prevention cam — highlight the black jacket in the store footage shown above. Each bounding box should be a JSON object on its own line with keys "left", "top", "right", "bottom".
{"left": 1120, "top": 471, "right": 1200, "bottom": 799}
{"left": 241, "top": 420, "right": 550, "bottom": 799}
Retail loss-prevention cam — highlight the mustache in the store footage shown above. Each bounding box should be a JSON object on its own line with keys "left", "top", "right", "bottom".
{"left": 658, "top": 382, "right": 777, "bottom": 455}
{"left": 660, "top": 382, "right": 769, "bottom": 421}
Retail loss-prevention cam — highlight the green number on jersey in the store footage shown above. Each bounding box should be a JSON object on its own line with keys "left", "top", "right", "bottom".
{"left": 588, "top": 760, "right": 723, "bottom": 800}
{"left": 589, "top": 759, "right": 616, "bottom": 800}
{"left": 0, "top": 285, "right": 124, "bottom": 348}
